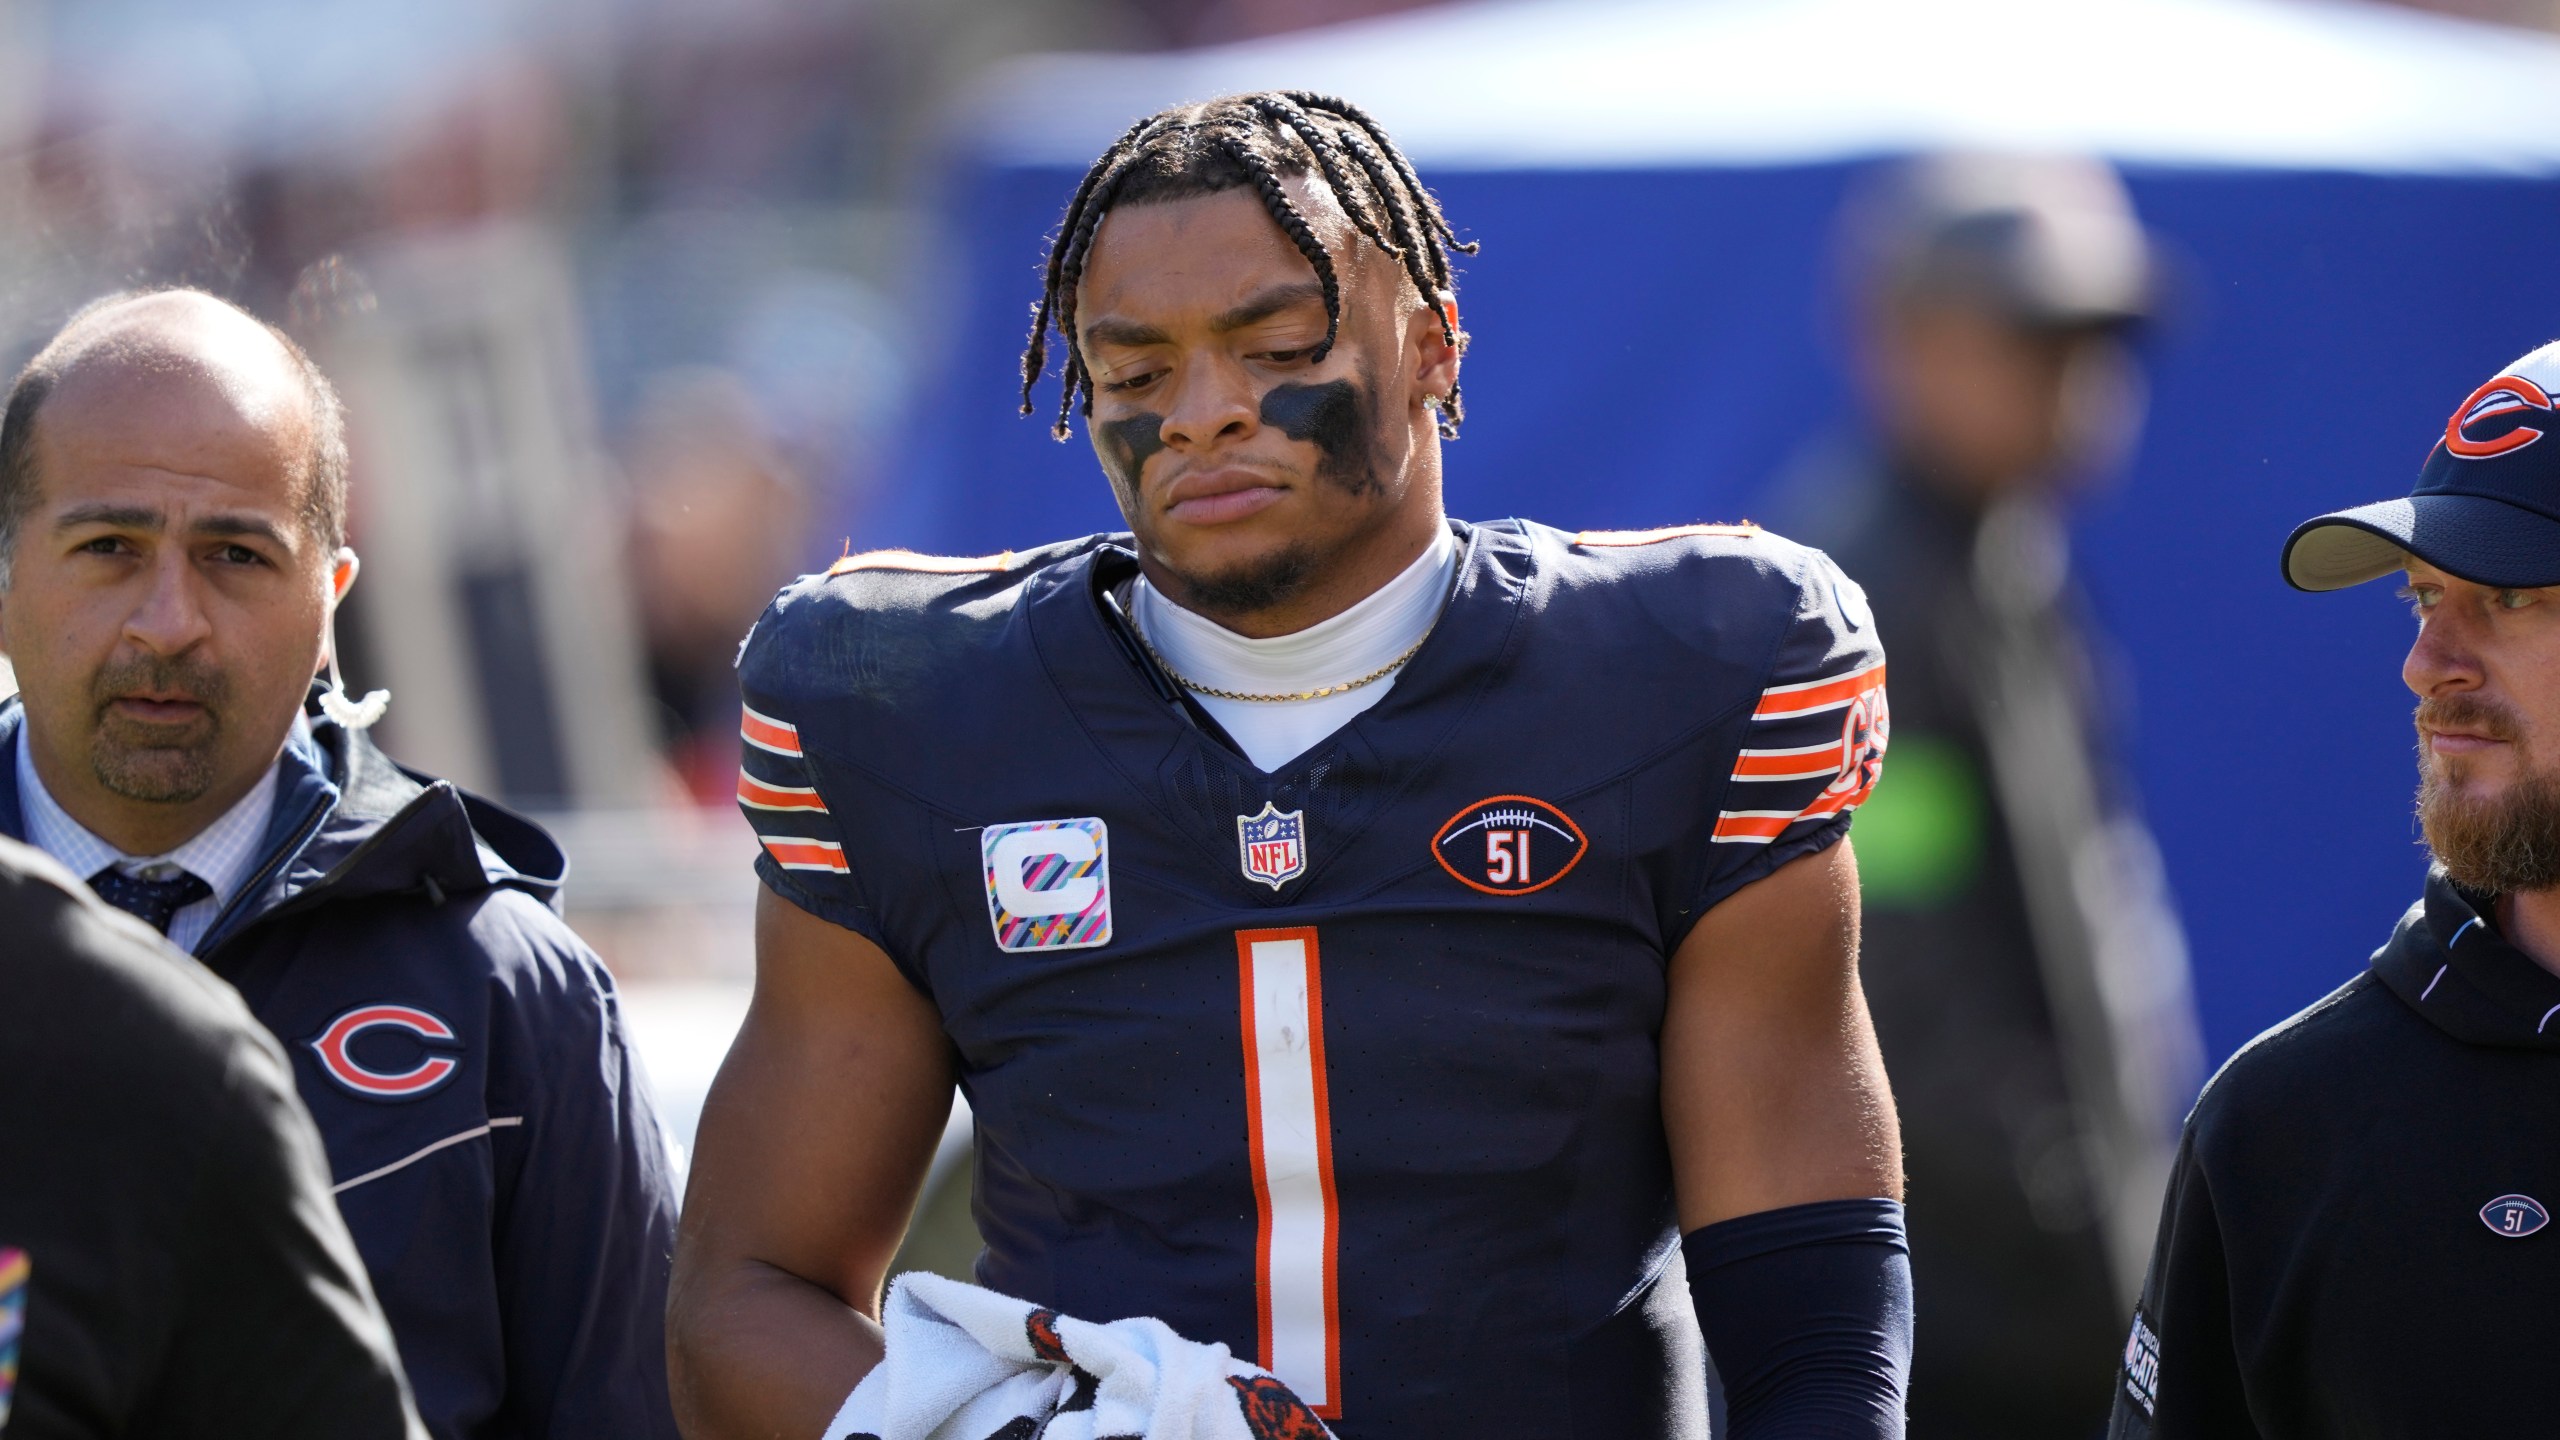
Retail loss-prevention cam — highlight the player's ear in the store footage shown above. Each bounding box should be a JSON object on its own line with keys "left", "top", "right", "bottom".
{"left": 1411, "top": 289, "right": 1461, "bottom": 417}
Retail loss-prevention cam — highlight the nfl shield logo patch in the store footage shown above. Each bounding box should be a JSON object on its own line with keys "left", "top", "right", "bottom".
{"left": 982, "top": 818, "right": 1112, "bottom": 953}
{"left": 1237, "top": 802, "right": 1308, "bottom": 890}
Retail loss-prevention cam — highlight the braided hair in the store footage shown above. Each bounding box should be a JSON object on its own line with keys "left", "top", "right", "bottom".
{"left": 1019, "top": 92, "right": 1477, "bottom": 444}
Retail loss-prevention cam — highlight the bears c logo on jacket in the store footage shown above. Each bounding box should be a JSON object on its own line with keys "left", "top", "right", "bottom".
{"left": 310, "top": 1004, "right": 463, "bottom": 1100}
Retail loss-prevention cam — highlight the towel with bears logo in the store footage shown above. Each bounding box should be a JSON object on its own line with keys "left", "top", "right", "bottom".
{"left": 824, "top": 1271, "right": 1332, "bottom": 1440}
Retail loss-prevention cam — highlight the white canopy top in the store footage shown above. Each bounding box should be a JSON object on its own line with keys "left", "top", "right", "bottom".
{"left": 969, "top": 0, "right": 2560, "bottom": 175}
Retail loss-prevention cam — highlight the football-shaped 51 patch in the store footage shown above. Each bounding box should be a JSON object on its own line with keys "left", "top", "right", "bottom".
{"left": 1432, "top": 795, "right": 1587, "bottom": 895}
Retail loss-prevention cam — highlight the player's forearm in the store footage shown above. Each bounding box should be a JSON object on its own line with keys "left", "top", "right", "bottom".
{"left": 1686, "top": 1198, "right": 1912, "bottom": 1439}
{"left": 667, "top": 1258, "right": 883, "bottom": 1440}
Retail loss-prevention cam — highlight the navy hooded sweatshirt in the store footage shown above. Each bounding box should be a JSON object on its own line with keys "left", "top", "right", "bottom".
{"left": 2109, "top": 866, "right": 2560, "bottom": 1437}
{"left": 0, "top": 696, "right": 682, "bottom": 1440}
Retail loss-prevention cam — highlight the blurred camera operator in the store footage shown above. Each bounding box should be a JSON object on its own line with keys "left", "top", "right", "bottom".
{"left": 0, "top": 289, "right": 682, "bottom": 1440}
{"left": 1773, "top": 153, "right": 2201, "bottom": 1436}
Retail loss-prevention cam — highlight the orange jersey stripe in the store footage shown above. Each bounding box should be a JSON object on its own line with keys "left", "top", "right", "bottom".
{"left": 1732, "top": 742, "right": 1845, "bottom": 781}
{"left": 1754, "top": 662, "right": 1885, "bottom": 720}
{"left": 1574, "top": 522, "right": 1759, "bottom": 547}
{"left": 1711, "top": 787, "right": 1866, "bottom": 842}
{"left": 737, "top": 771, "right": 828, "bottom": 812}
{"left": 1711, "top": 811, "right": 1798, "bottom": 842}
{"left": 760, "top": 837, "right": 848, "bottom": 872}
{"left": 740, "top": 705, "right": 801, "bottom": 756}
{"left": 829, "top": 548, "right": 1016, "bottom": 576}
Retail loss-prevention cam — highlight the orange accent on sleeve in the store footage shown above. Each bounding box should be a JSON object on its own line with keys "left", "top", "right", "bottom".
{"left": 739, "top": 707, "right": 802, "bottom": 756}
{"left": 1753, "top": 663, "right": 1886, "bottom": 719}
{"left": 1731, "top": 744, "right": 1846, "bottom": 780}
{"left": 737, "top": 771, "right": 828, "bottom": 812}
{"left": 1710, "top": 787, "right": 1862, "bottom": 843}
{"left": 759, "top": 837, "right": 849, "bottom": 872}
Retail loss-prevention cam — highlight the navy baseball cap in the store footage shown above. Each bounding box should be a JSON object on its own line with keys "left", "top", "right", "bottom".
{"left": 2285, "top": 340, "right": 2560, "bottom": 591}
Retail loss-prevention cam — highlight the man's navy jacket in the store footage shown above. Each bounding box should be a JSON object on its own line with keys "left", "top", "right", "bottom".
{"left": 0, "top": 697, "right": 682, "bottom": 1440}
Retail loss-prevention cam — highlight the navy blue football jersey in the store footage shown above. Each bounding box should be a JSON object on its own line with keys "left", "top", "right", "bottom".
{"left": 736, "top": 518, "right": 1885, "bottom": 1439}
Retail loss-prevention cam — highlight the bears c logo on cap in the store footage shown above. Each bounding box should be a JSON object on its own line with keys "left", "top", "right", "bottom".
{"left": 310, "top": 1004, "right": 463, "bottom": 1099}
{"left": 2445, "top": 373, "right": 2553, "bottom": 459}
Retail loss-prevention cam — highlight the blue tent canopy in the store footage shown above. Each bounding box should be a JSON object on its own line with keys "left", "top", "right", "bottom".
{"left": 880, "top": 0, "right": 2560, "bottom": 1071}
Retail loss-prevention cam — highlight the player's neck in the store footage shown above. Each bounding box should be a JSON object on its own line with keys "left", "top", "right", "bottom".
{"left": 2495, "top": 888, "right": 2560, "bottom": 981}
{"left": 1162, "top": 502, "right": 1448, "bottom": 640}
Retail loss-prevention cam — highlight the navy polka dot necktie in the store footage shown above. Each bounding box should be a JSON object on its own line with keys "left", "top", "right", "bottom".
{"left": 88, "top": 866, "right": 212, "bottom": 936}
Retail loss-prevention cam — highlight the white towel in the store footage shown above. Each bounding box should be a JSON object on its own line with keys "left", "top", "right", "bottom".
{"left": 824, "top": 1272, "right": 1335, "bottom": 1440}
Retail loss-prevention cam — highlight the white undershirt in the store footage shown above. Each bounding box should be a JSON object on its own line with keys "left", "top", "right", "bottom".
{"left": 1130, "top": 526, "right": 1458, "bottom": 772}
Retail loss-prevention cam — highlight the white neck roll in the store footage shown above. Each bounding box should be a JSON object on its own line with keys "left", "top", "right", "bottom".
{"left": 1130, "top": 525, "right": 1458, "bottom": 772}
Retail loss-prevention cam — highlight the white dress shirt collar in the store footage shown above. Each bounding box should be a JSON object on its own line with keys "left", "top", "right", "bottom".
{"left": 15, "top": 721, "right": 290, "bottom": 950}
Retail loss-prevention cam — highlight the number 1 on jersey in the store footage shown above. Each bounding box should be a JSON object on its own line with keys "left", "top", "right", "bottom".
{"left": 1235, "top": 926, "right": 1342, "bottom": 1418}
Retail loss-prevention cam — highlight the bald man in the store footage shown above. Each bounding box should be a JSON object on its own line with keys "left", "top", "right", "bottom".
{"left": 0, "top": 290, "right": 682, "bottom": 1440}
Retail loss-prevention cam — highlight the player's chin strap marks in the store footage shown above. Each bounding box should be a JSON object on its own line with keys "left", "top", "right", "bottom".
{"left": 1684, "top": 1197, "right": 1913, "bottom": 1439}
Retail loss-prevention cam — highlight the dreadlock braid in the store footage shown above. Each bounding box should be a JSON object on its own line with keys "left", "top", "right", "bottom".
{"left": 1325, "top": 124, "right": 1469, "bottom": 437}
{"left": 1288, "top": 92, "right": 1477, "bottom": 268}
{"left": 1020, "top": 112, "right": 1182, "bottom": 430}
{"left": 1246, "top": 95, "right": 1401, "bottom": 262}
{"left": 1217, "top": 134, "right": 1345, "bottom": 364}
{"left": 1043, "top": 139, "right": 1168, "bottom": 438}
{"left": 1020, "top": 91, "right": 1475, "bottom": 443}
{"left": 1331, "top": 125, "right": 1442, "bottom": 333}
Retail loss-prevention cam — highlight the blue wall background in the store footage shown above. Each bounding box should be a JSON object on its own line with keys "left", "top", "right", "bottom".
{"left": 863, "top": 157, "right": 2560, "bottom": 1076}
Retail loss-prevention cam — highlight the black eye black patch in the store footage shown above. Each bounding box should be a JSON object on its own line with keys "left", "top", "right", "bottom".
{"left": 1099, "top": 412, "right": 1167, "bottom": 495}
{"left": 1260, "top": 380, "right": 1379, "bottom": 496}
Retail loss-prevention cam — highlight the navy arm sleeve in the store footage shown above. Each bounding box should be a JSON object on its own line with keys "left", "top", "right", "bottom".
{"left": 483, "top": 901, "right": 684, "bottom": 1439}
{"left": 2108, "top": 1126, "right": 2254, "bottom": 1439}
{"left": 1685, "top": 1198, "right": 1912, "bottom": 1439}
{"left": 1696, "top": 550, "right": 1887, "bottom": 911}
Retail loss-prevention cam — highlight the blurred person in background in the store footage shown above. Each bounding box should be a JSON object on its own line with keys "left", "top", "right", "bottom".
{"left": 2110, "top": 341, "right": 2560, "bottom": 1435}
{"left": 0, "top": 833, "right": 426, "bottom": 1440}
{"left": 626, "top": 370, "right": 811, "bottom": 805}
{"left": 1771, "top": 153, "right": 2201, "bottom": 1437}
{"left": 0, "top": 289, "right": 681, "bottom": 1440}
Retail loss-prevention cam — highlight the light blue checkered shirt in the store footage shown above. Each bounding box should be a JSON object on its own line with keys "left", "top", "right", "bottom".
{"left": 16, "top": 726, "right": 286, "bottom": 953}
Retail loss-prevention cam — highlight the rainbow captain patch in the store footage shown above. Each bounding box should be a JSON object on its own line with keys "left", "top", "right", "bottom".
{"left": 1, "top": 1246, "right": 27, "bottom": 1428}
{"left": 982, "top": 818, "right": 1112, "bottom": 953}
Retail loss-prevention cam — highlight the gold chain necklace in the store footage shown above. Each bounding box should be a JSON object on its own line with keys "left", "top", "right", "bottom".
{"left": 1133, "top": 625, "right": 1432, "bottom": 704}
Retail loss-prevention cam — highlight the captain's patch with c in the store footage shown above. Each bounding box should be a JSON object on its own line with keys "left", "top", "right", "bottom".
{"left": 1432, "top": 796, "right": 1587, "bottom": 895}
{"left": 982, "top": 818, "right": 1113, "bottom": 953}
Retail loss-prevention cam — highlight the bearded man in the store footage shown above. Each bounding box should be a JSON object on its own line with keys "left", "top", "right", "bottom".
{"left": 2109, "top": 340, "right": 2560, "bottom": 1436}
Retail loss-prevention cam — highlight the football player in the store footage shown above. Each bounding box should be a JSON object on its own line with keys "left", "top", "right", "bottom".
{"left": 670, "top": 92, "right": 1910, "bottom": 1438}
